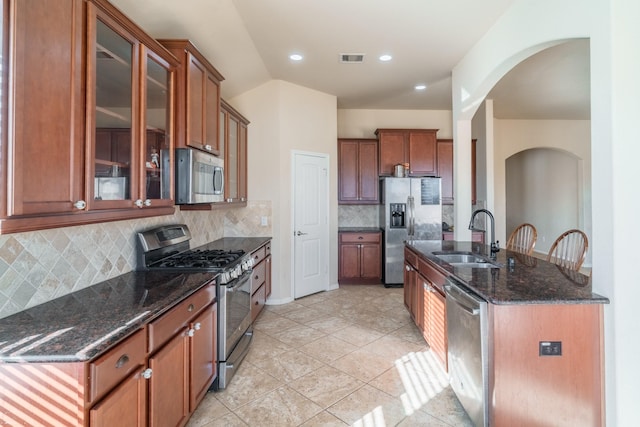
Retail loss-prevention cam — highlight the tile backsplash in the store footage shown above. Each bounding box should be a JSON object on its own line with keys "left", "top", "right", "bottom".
{"left": 338, "top": 205, "right": 380, "bottom": 227}
{"left": 0, "top": 201, "right": 272, "bottom": 319}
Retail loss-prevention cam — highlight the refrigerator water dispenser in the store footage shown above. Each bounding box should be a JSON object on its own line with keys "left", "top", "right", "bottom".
{"left": 390, "top": 203, "right": 406, "bottom": 228}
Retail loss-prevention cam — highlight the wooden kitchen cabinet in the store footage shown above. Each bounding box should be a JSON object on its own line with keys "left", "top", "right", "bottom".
{"left": 221, "top": 99, "right": 249, "bottom": 204}
{"left": 436, "top": 138, "right": 477, "bottom": 205}
{"left": 1, "top": 0, "right": 177, "bottom": 235}
{"left": 404, "top": 247, "right": 448, "bottom": 371}
{"left": 338, "top": 231, "right": 382, "bottom": 284}
{"left": 147, "top": 282, "right": 216, "bottom": 426}
{"left": 250, "top": 240, "right": 272, "bottom": 321}
{"left": 148, "top": 327, "right": 190, "bottom": 427}
{"left": 376, "top": 129, "right": 438, "bottom": 176}
{"left": 90, "top": 368, "right": 148, "bottom": 427}
{"left": 158, "top": 39, "right": 224, "bottom": 156}
{"left": 404, "top": 248, "right": 422, "bottom": 328}
{"left": 89, "top": 328, "right": 147, "bottom": 426}
{"left": 338, "top": 138, "right": 379, "bottom": 204}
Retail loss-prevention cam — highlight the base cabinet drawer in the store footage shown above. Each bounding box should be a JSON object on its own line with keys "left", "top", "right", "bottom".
{"left": 89, "top": 329, "right": 146, "bottom": 404}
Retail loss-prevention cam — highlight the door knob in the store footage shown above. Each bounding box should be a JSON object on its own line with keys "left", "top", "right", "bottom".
{"left": 296, "top": 231, "right": 308, "bottom": 236}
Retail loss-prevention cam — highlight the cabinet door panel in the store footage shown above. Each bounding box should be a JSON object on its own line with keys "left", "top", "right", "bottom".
{"left": 90, "top": 369, "right": 146, "bottom": 427}
{"left": 358, "top": 141, "right": 379, "bottom": 202}
{"left": 238, "top": 122, "right": 248, "bottom": 201}
{"left": 225, "top": 115, "right": 239, "bottom": 201}
{"left": 378, "top": 132, "right": 406, "bottom": 175}
{"left": 265, "top": 254, "right": 272, "bottom": 297}
{"left": 149, "top": 331, "right": 189, "bottom": 427}
{"left": 142, "top": 51, "right": 173, "bottom": 203}
{"left": 360, "top": 243, "right": 381, "bottom": 279}
{"left": 408, "top": 132, "right": 437, "bottom": 176}
{"left": 7, "top": 0, "right": 84, "bottom": 216}
{"left": 187, "top": 55, "right": 205, "bottom": 148}
{"left": 190, "top": 303, "right": 216, "bottom": 411}
{"left": 339, "top": 244, "right": 360, "bottom": 280}
{"left": 429, "top": 288, "right": 447, "bottom": 370}
{"left": 338, "top": 140, "right": 359, "bottom": 202}
{"left": 205, "top": 74, "right": 220, "bottom": 155}
{"left": 437, "top": 140, "right": 454, "bottom": 204}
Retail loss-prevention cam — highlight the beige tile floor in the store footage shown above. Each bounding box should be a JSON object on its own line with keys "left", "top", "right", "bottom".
{"left": 187, "top": 284, "right": 473, "bottom": 427}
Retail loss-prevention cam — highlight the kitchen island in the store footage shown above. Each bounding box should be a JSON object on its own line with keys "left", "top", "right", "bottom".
{"left": 404, "top": 240, "right": 608, "bottom": 427}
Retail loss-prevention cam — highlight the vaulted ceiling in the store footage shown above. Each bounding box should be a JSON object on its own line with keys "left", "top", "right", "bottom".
{"left": 111, "top": 0, "right": 590, "bottom": 119}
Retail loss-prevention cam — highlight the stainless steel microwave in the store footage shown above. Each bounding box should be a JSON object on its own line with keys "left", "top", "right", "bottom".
{"left": 173, "top": 148, "right": 224, "bottom": 204}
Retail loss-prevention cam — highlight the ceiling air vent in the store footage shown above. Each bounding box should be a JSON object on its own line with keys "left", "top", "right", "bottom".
{"left": 340, "top": 53, "right": 365, "bottom": 63}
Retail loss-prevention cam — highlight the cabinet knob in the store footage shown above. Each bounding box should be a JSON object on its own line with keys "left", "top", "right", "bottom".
{"left": 205, "top": 144, "right": 212, "bottom": 151}
{"left": 188, "top": 304, "right": 195, "bottom": 312}
{"left": 188, "top": 328, "right": 195, "bottom": 337}
{"left": 194, "top": 322, "right": 201, "bottom": 331}
{"left": 134, "top": 199, "right": 144, "bottom": 208}
{"left": 144, "top": 199, "right": 151, "bottom": 207}
{"left": 73, "top": 200, "right": 86, "bottom": 210}
{"left": 142, "top": 368, "right": 152, "bottom": 379}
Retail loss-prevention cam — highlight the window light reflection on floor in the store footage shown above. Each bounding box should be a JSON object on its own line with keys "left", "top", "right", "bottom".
{"left": 397, "top": 350, "right": 449, "bottom": 416}
{"left": 350, "top": 350, "right": 450, "bottom": 426}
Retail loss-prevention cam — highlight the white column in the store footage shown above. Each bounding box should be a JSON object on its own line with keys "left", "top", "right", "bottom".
{"left": 453, "top": 120, "right": 472, "bottom": 241}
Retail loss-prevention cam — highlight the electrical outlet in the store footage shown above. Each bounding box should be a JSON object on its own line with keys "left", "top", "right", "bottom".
{"left": 539, "top": 341, "right": 562, "bottom": 356}
{"left": 260, "top": 216, "right": 268, "bottom": 226}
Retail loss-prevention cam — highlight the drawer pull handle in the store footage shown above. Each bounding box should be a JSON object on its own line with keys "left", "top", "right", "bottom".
{"left": 255, "top": 301, "right": 259, "bottom": 305}
{"left": 188, "top": 304, "right": 195, "bottom": 312}
{"left": 115, "top": 354, "right": 129, "bottom": 369}
{"left": 142, "top": 368, "right": 152, "bottom": 379}
{"left": 254, "top": 275, "right": 259, "bottom": 280}
{"left": 358, "top": 236, "right": 363, "bottom": 240}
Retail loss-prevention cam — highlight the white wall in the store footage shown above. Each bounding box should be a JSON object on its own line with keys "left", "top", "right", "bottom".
{"left": 452, "top": 0, "right": 640, "bottom": 425}
{"left": 230, "top": 80, "right": 337, "bottom": 303}
{"left": 337, "top": 109, "right": 452, "bottom": 138}
{"left": 494, "top": 119, "right": 591, "bottom": 260}
{"left": 505, "top": 148, "right": 581, "bottom": 256}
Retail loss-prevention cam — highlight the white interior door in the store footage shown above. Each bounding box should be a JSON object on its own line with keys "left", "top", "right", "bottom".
{"left": 293, "top": 151, "right": 329, "bottom": 299}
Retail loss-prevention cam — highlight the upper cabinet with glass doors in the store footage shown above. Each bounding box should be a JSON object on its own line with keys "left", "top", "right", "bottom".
{"left": 88, "top": 1, "right": 176, "bottom": 211}
{"left": 0, "top": 0, "right": 177, "bottom": 235}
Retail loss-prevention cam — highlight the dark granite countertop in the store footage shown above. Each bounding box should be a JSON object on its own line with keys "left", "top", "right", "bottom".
{"left": 0, "top": 237, "right": 271, "bottom": 363}
{"left": 338, "top": 227, "right": 383, "bottom": 233}
{"left": 406, "top": 240, "right": 609, "bottom": 305}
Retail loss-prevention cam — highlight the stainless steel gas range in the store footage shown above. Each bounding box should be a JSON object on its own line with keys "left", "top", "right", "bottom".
{"left": 137, "top": 224, "right": 254, "bottom": 390}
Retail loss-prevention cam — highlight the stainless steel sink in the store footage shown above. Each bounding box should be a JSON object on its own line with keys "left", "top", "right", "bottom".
{"left": 433, "top": 252, "right": 501, "bottom": 269}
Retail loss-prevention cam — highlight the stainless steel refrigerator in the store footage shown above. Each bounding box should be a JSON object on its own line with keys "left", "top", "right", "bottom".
{"left": 380, "top": 177, "right": 442, "bottom": 286}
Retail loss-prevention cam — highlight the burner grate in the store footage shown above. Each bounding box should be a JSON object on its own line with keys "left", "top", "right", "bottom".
{"left": 153, "top": 249, "right": 245, "bottom": 269}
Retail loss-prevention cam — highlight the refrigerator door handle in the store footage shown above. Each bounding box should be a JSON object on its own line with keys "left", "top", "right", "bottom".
{"left": 407, "top": 195, "right": 415, "bottom": 238}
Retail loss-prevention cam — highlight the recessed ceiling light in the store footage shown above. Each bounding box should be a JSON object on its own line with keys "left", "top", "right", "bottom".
{"left": 379, "top": 54, "right": 392, "bottom": 62}
{"left": 289, "top": 54, "right": 303, "bottom": 61}
{"left": 414, "top": 84, "right": 427, "bottom": 90}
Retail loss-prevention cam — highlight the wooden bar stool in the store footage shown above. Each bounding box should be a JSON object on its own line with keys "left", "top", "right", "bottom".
{"left": 547, "top": 229, "right": 588, "bottom": 271}
{"left": 506, "top": 223, "right": 537, "bottom": 255}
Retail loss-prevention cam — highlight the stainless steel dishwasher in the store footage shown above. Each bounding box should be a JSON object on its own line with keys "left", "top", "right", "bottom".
{"left": 445, "top": 278, "right": 489, "bottom": 427}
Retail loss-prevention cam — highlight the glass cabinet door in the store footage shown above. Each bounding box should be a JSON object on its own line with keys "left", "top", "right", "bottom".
{"left": 90, "top": 14, "right": 136, "bottom": 205}
{"left": 142, "top": 50, "right": 173, "bottom": 203}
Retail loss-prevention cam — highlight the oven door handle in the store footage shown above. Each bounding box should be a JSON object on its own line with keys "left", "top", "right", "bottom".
{"left": 226, "top": 272, "right": 251, "bottom": 292}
